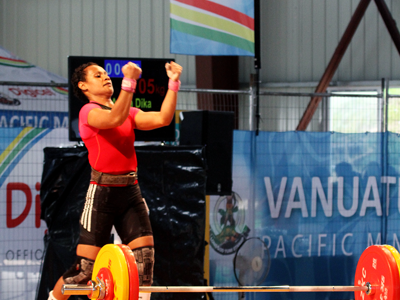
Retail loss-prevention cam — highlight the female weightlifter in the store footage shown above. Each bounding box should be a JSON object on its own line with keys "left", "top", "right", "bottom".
{"left": 48, "top": 60, "right": 182, "bottom": 300}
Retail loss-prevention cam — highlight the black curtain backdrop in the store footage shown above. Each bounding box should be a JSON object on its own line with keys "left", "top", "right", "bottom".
{"left": 36, "top": 145, "right": 207, "bottom": 300}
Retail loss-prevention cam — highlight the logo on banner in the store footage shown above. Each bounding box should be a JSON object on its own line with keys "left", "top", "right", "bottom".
{"left": 8, "top": 86, "right": 56, "bottom": 98}
{"left": 210, "top": 192, "right": 250, "bottom": 254}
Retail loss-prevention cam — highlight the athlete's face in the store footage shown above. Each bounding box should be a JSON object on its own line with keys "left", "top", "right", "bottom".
{"left": 79, "top": 65, "right": 113, "bottom": 98}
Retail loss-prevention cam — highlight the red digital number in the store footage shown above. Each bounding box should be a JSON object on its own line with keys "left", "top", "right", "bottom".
{"left": 137, "top": 78, "right": 155, "bottom": 94}
{"left": 147, "top": 79, "right": 155, "bottom": 94}
{"left": 138, "top": 78, "right": 146, "bottom": 94}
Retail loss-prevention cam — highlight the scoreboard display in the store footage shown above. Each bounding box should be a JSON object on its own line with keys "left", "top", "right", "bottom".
{"left": 68, "top": 56, "right": 175, "bottom": 142}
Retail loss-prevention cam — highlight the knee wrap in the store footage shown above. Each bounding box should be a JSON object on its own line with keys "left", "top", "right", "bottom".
{"left": 132, "top": 246, "right": 155, "bottom": 286}
{"left": 63, "top": 256, "right": 94, "bottom": 284}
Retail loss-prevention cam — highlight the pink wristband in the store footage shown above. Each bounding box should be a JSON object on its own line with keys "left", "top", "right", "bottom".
{"left": 168, "top": 79, "right": 181, "bottom": 92}
{"left": 121, "top": 77, "right": 137, "bottom": 93}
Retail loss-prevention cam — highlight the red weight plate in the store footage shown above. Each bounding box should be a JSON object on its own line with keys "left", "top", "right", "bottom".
{"left": 354, "top": 245, "right": 400, "bottom": 300}
{"left": 97, "top": 267, "right": 114, "bottom": 300}
{"left": 117, "top": 244, "right": 140, "bottom": 300}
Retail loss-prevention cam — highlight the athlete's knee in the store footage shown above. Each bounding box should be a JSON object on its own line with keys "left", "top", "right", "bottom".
{"left": 131, "top": 246, "right": 155, "bottom": 286}
{"left": 62, "top": 256, "right": 95, "bottom": 284}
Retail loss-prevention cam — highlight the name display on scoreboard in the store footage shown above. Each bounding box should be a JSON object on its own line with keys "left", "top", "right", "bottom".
{"left": 68, "top": 56, "right": 175, "bottom": 142}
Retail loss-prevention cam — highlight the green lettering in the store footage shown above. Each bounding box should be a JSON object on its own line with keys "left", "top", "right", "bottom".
{"left": 133, "top": 98, "right": 152, "bottom": 108}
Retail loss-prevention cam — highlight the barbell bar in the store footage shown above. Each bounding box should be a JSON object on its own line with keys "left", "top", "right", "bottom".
{"left": 63, "top": 283, "right": 371, "bottom": 294}
{"left": 62, "top": 243, "right": 400, "bottom": 300}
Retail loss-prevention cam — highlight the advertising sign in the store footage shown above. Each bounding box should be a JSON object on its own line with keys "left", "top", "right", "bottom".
{"left": 209, "top": 131, "right": 400, "bottom": 300}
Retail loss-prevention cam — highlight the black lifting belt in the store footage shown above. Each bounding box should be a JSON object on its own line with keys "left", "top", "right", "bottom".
{"left": 91, "top": 168, "right": 138, "bottom": 185}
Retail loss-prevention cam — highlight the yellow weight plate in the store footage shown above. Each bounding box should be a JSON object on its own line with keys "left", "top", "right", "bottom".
{"left": 93, "top": 244, "right": 130, "bottom": 300}
{"left": 384, "top": 244, "right": 400, "bottom": 278}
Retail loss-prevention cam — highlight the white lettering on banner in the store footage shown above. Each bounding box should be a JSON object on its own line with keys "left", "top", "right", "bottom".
{"left": 0, "top": 115, "right": 7, "bottom": 127}
{"left": 1, "top": 115, "right": 61, "bottom": 128}
{"left": 368, "top": 232, "right": 381, "bottom": 246}
{"left": 40, "top": 116, "right": 49, "bottom": 127}
{"left": 265, "top": 176, "right": 400, "bottom": 218}
{"left": 264, "top": 177, "right": 286, "bottom": 218}
{"left": 263, "top": 235, "right": 271, "bottom": 249}
{"left": 360, "top": 177, "right": 382, "bottom": 216}
{"left": 275, "top": 236, "right": 286, "bottom": 258}
{"left": 261, "top": 233, "right": 400, "bottom": 260}
{"left": 311, "top": 177, "right": 333, "bottom": 217}
{"left": 54, "top": 116, "right": 68, "bottom": 128}
{"left": 263, "top": 233, "right": 354, "bottom": 258}
{"left": 10, "top": 115, "right": 18, "bottom": 127}
{"left": 292, "top": 234, "right": 303, "bottom": 258}
{"left": 285, "top": 177, "right": 308, "bottom": 218}
{"left": 382, "top": 176, "right": 396, "bottom": 216}
{"left": 342, "top": 233, "right": 353, "bottom": 256}
{"left": 5, "top": 249, "right": 43, "bottom": 261}
{"left": 318, "top": 234, "right": 327, "bottom": 256}
{"left": 393, "top": 234, "right": 400, "bottom": 249}
{"left": 337, "top": 177, "right": 359, "bottom": 217}
{"left": 333, "top": 233, "right": 336, "bottom": 256}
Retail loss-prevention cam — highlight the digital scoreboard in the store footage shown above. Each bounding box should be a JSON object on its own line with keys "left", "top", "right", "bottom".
{"left": 68, "top": 56, "right": 175, "bottom": 142}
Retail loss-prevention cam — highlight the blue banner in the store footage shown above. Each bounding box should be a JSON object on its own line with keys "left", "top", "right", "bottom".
{"left": 209, "top": 131, "right": 400, "bottom": 300}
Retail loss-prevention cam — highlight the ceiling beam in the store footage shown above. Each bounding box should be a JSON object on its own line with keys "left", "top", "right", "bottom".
{"left": 296, "top": 0, "right": 372, "bottom": 131}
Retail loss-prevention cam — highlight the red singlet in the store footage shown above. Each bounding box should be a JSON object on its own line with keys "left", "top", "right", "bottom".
{"left": 79, "top": 102, "right": 141, "bottom": 174}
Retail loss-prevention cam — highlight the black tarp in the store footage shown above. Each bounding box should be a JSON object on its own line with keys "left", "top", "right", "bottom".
{"left": 36, "top": 145, "right": 207, "bottom": 300}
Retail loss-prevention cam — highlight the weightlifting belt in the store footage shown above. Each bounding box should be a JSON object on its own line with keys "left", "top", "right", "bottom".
{"left": 91, "top": 168, "right": 138, "bottom": 185}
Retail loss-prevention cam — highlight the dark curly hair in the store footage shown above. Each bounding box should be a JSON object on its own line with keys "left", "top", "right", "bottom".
{"left": 71, "top": 62, "right": 99, "bottom": 103}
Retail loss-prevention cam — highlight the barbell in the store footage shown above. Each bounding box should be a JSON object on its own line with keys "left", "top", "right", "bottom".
{"left": 61, "top": 243, "right": 400, "bottom": 300}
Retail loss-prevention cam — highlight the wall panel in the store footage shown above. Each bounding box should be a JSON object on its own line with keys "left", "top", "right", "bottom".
{"left": 59, "top": 1, "right": 72, "bottom": 76}
{"left": 259, "top": 0, "right": 400, "bottom": 84}
{"left": 127, "top": 0, "right": 140, "bottom": 58}
{"left": 313, "top": 0, "right": 328, "bottom": 81}
{"left": 36, "top": 0, "right": 50, "bottom": 71}
{"left": 299, "top": 0, "right": 313, "bottom": 82}
{"left": 337, "top": 1, "right": 353, "bottom": 82}
{"left": 116, "top": 0, "right": 129, "bottom": 57}
{"left": 92, "top": 1, "right": 105, "bottom": 57}
{"left": 350, "top": 0, "right": 366, "bottom": 80}
{"left": 48, "top": 1, "right": 61, "bottom": 76}
{"left": 81, "top": 1, "right": 94, "bottom": 55}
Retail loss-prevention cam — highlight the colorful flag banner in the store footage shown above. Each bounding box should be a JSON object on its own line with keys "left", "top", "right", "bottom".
{"left": 170, "top": 0, "right": 255, "bottom": 56}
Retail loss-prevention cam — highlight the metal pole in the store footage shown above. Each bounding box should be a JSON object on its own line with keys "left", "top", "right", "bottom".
{"left": 255, "top": 69, "right": 260, "bottom": 135}
{"left": 254, "top": 0, "right": 261, "bottom": 136}
{"left": 249, "top": 74, "right": 256, "bottom": 131}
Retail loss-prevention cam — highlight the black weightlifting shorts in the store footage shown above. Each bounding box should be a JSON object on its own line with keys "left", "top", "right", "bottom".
{"left": 79, "top": 183, "right": 153, "bottom": 247}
